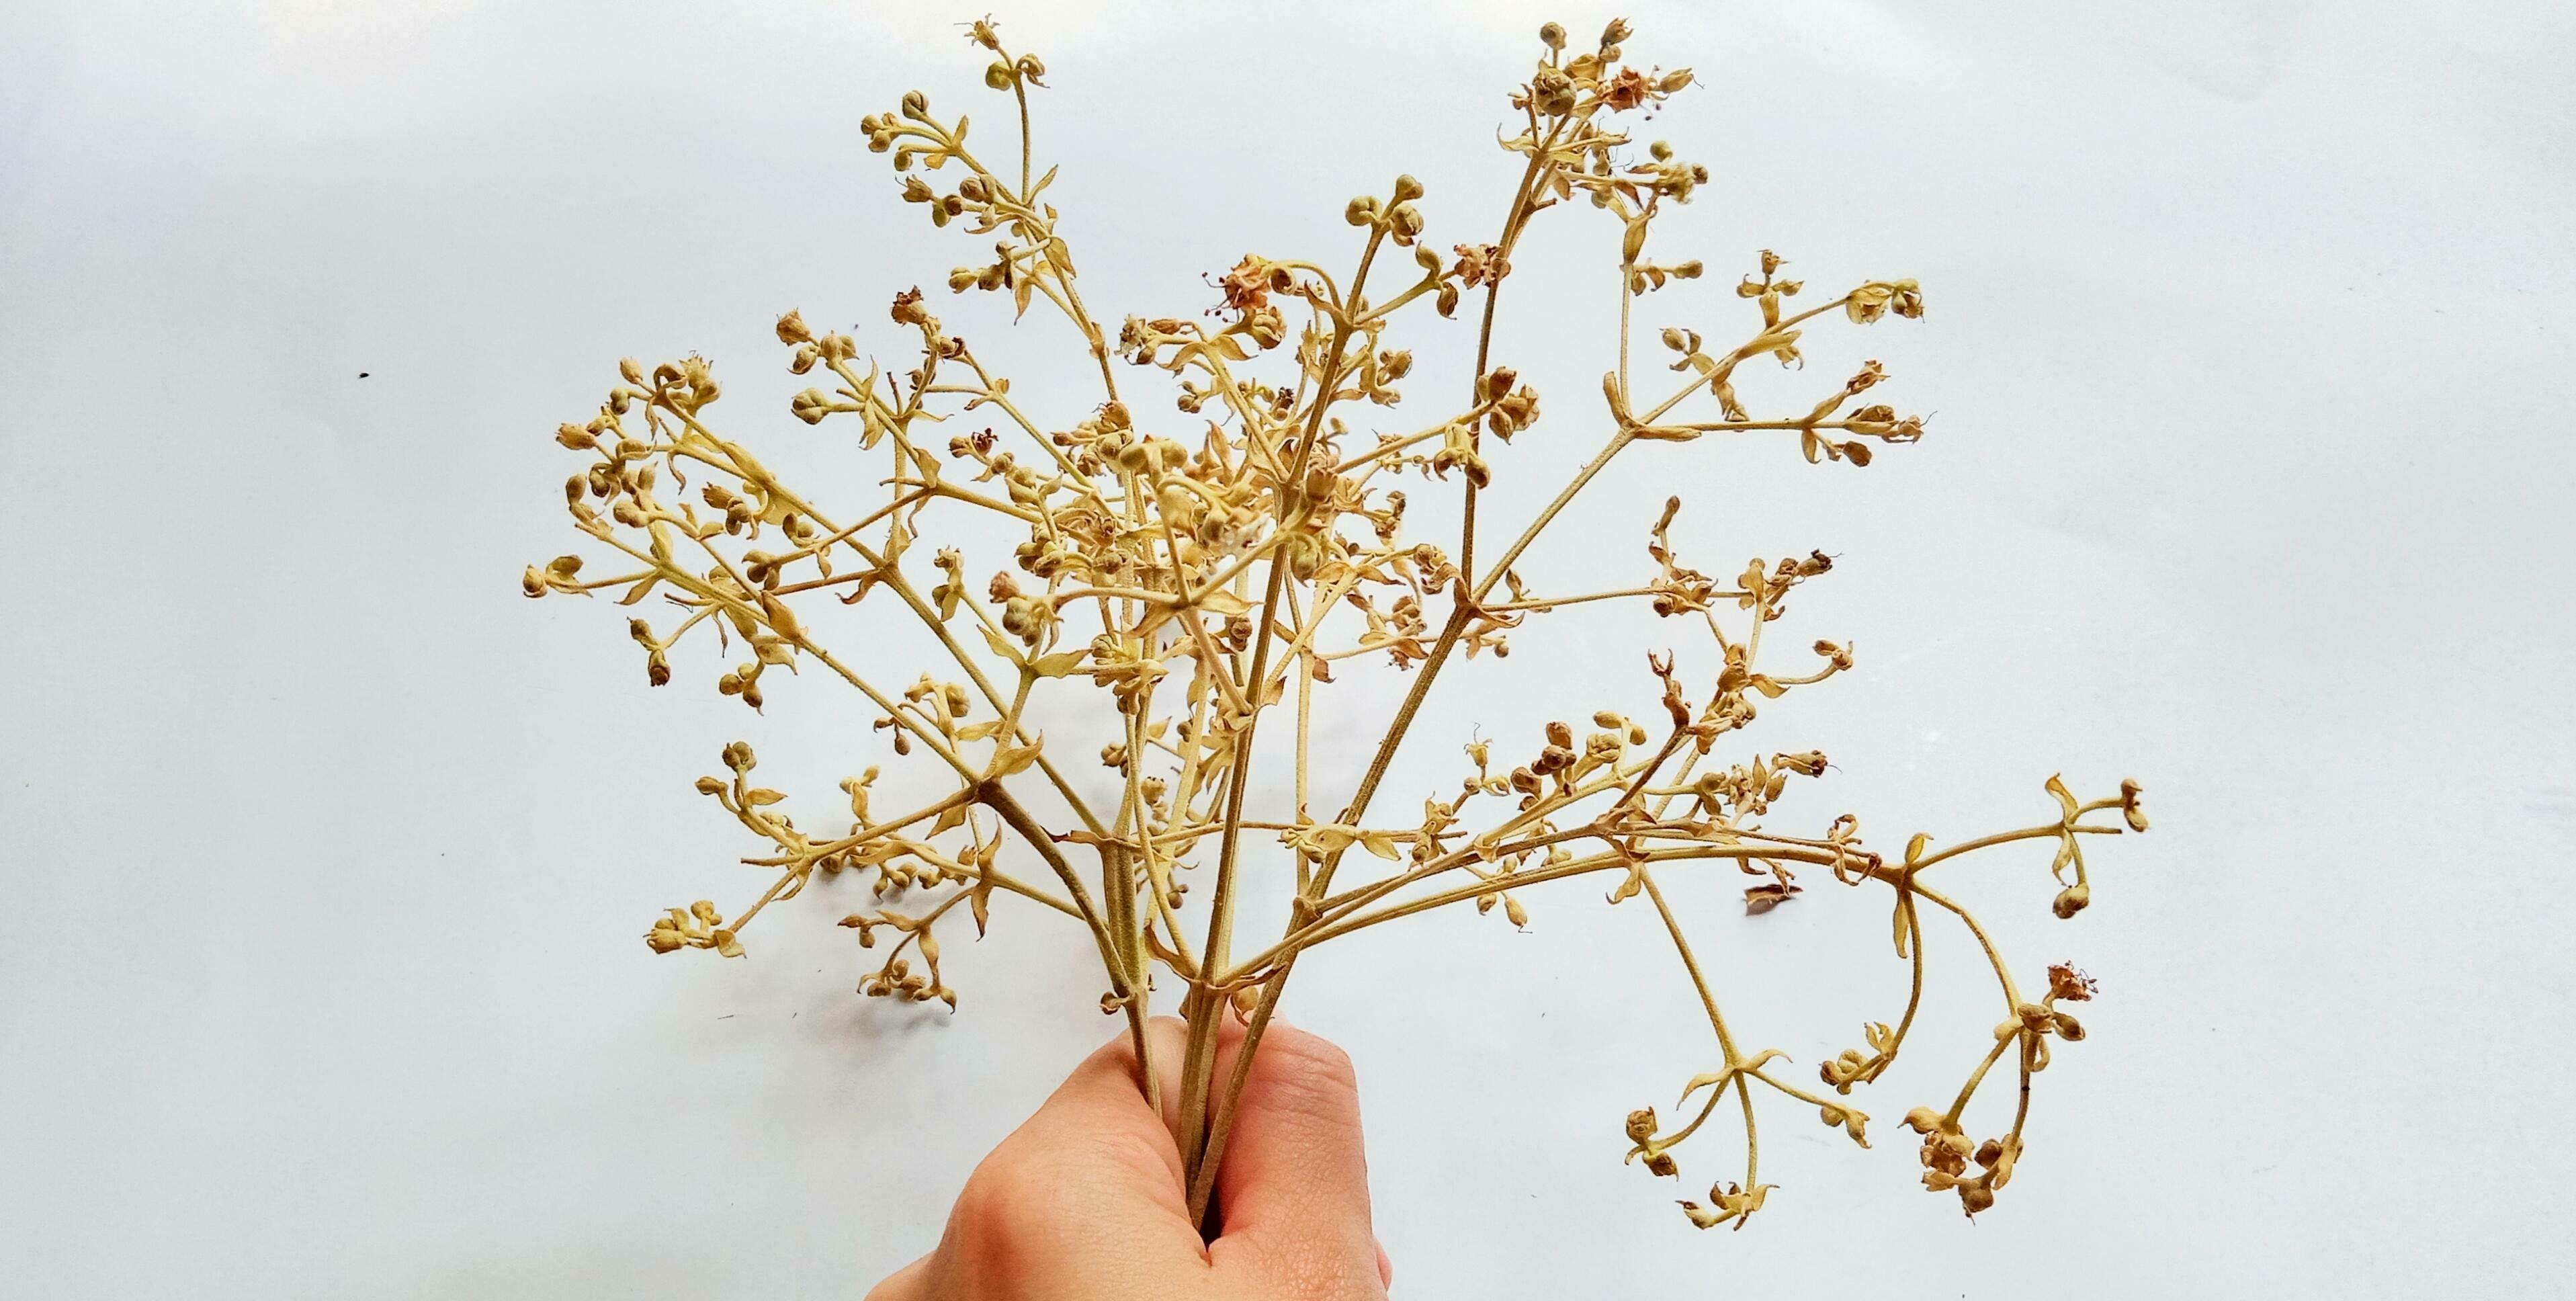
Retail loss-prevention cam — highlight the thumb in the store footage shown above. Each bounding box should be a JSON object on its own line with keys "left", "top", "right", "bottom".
{"left": 1206, "top": 1021, "right": 1385, "bottom": 1296}
{"left": 899, "top": 1019, "right": 1206, "bottom": 1298}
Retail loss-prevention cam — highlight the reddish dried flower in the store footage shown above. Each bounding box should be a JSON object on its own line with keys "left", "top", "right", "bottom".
{"left": 1602, "top": 66, "right": 1652, "bottom": 111}
{"left": 2048, "top": 963, "right": 2098, "bottom": 1002}
{"left": 1211, "top": 255, "right": 1286, "bottom": 317}
{"left": 1452, "top": 242, "right": 1511, "bottom": 289}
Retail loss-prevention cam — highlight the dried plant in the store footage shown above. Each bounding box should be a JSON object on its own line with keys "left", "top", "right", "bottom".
{"left": 525, "top": 17, "right": 2147, "bottom": 1234}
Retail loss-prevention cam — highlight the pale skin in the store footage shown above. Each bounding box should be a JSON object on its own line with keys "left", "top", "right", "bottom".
{"left": 867, "top": 1017, "right": 1395, "bottom": 1301}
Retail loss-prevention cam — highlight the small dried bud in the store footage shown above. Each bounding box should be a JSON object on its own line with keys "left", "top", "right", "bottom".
{"left": 1531, "top": 67, "right": 1576, "bottom": 116}
{"left": 1000, "top": 595, "right": 1051, "bottom": 644}
{"left": 2051, "top": 884, "right": 2091, "bottom": 919}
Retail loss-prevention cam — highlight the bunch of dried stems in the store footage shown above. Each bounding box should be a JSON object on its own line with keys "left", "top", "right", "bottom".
{"left": 525, "top": 17, "right": 2145, "bottom": 1233}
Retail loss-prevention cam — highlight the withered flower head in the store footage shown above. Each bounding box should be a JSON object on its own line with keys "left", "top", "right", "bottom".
{"left": 1601, "top": 66, "right": 1652, "bottom": 111}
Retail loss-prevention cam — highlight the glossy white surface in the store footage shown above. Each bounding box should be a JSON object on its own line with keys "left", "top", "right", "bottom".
{"left": 3, "top": 1, "right": 2570, "bottom": 1296}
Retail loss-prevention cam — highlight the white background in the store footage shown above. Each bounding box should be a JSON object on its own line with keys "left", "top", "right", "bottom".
{"left": 4, "top": 1, "right": 2571, "bottom": 1296}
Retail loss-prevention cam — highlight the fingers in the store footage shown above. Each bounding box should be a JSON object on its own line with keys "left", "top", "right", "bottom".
{"left": 984, "top": 1020, "right": 1207, "bottom": 1244}
{"left": 866, "top": 1017, "right": 1386, "bottom": 1300}
{"left": 1205, "top": 1021, "right": 1384, "bottom": 1297}
{"left": 916, "top": 1020, "right": 1209, "bottom": 1296}
{"left": 1137, "top": 1011, "right": 1244, "bottom": 1141}
{"left": 1028, "top": 1017, "right": 1193, "bottom": 1209}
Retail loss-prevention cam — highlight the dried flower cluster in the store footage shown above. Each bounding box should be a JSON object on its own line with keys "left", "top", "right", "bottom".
{"left": 526, "top": 17, "right": 2145, "bottom": 1234}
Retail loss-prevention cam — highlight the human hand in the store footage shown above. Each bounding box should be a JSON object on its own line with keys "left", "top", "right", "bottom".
{"left": 866, "top": 1016, "right": 1393, "bottom": 1300}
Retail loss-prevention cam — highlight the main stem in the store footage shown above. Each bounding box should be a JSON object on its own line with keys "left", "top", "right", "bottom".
{"left": 1171, "top": 317, "right": 1359, "bottom": 1219}
{"left": 1179, "top": 132, "right": 1567, "bottom": 1223}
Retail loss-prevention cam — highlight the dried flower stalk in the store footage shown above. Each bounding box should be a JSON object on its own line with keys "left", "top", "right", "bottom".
{"left": 525, "top": 17, "right": 2146, "bottom": 1234}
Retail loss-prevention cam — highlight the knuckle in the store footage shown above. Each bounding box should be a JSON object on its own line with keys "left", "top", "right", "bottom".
{"left": 945, "top": 1150, "right": 1044, "bottom": 1282}
{"left": 951, "top": 1142, "right": 1032, "bottom": 1232}
{"left": 1264, "top": 1027, "right": 1359, "bottom": 1095}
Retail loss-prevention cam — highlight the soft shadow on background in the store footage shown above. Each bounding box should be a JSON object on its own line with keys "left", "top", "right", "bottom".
{"left": 2, "top": 1, "right": 2569, "bottom": 1296}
